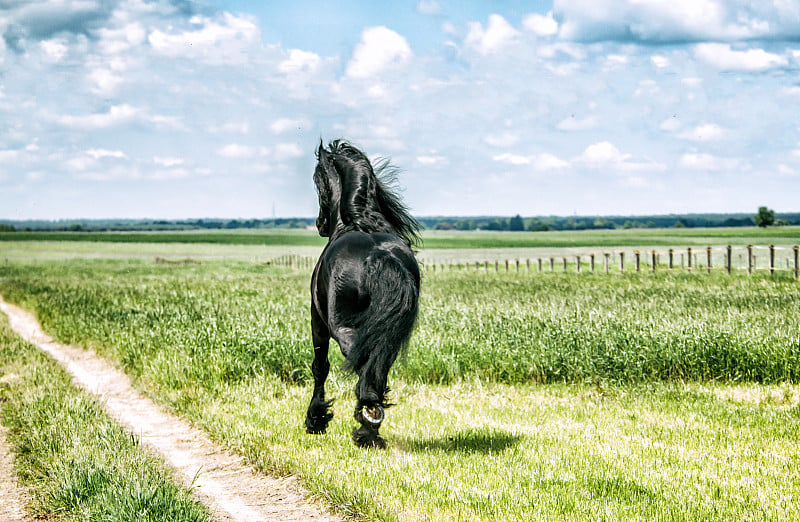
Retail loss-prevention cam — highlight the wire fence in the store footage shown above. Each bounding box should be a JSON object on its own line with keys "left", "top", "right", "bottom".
{"left": 270, "top": 245, "right": 800, "bottom": 280}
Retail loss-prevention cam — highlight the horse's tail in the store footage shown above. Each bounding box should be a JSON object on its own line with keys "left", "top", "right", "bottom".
{"left": 345, "top": 250, "right": 419, "bottom": 397}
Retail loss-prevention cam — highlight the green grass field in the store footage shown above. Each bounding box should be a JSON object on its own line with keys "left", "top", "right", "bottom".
{"left": 1, "top": 240, "right": 799, "bottom": 520}
{"left": 3, "top": 225, "right": 800, "bottom": 250}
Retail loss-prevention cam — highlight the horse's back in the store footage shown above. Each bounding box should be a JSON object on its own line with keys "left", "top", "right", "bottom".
{"left": 316, "top": 230, "right": 419, "bottom": 353}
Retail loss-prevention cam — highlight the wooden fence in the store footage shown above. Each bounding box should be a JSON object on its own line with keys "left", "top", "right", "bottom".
{"left": 270, "top": 245, "right": 800, "bottom": 280}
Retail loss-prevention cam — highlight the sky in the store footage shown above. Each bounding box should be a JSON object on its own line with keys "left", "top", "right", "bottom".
{"left": 2, "top": 0, "right": 800, "bottom": 220}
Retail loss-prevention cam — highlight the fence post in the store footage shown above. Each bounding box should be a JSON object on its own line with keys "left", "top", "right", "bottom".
{"left": 604, "top": 253, "right": 610, "bottom": 273}
{"left": 576, "top": 256, "right": 581, "bottom": 273}
{"left": 687, "top": 247, "right": 692, "bottom": 272}
{"left": 669, "top": 249, "right": 674, "bottom": 270}
{"left": 590, "top": 254, "right": 595, "bottom": 272}
{"left": 562, "top": 257, "right": 567, "bottom": 272}
{"left": 635, "top": 251, "right": 640, "bottom": 272}
{"left": 726, "top": 245, "right": 732, "bottom": 275}
{"left": 538, "top": 258, "right": 543, "bottom": 272}
{"left": 651, "top": 250, "right": 657, "bottom": 272}
{"left": 619, "top": 252, "right": 624, "bottom": 273}
{"left": 707, "top": 246, "right": 712, "bottom": 274}
{"left": 794, "top": 245, "right": 799, "bottom": 280}
{"left": 770, "top": 245, "right": 775, "bottom": 275}
{"left": 550, "top": 257, "right": 555, "bottom": 272}
{"left": 747, "top": 245, "right": 753, "bottom": 274}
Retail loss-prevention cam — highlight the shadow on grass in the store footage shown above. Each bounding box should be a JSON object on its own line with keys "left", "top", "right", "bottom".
{"left": 397, "top": 428, "right": 523, "bottom": 454}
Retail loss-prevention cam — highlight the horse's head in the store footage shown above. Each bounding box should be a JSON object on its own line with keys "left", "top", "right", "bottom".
{"left": 313, "top": 140, "right": 421, "bottom": 247}
{"left": 313, "top": 141, "right": 340, "bottom": 237}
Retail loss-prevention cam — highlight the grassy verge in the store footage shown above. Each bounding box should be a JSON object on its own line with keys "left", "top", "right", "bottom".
{"left": 0, "top": 312, "right": 212, "bottom": 521}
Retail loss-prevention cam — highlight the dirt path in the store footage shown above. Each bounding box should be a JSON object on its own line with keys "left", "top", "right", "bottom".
{"left": 0, "top": 423, "right": 29, "bottom": 521}
{"left": 0, "top": 297, "right": 342, "bottom": 522}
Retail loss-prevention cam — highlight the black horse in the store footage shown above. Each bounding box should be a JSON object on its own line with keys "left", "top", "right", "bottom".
{"left": 305, "top": 140, "right": 421, "bottom": 448}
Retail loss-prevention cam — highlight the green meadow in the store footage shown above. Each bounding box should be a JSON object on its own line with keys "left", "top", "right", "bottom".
{"left": 1, "top": 230, "right": 799, "bottom": 521}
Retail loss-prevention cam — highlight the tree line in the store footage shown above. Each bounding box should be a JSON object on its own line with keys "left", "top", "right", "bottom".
{"left": 2, "top": 209, "right": 798, "bottom": 233}
{"left": 421, "top": 210, "right": 799, "bottom": 232}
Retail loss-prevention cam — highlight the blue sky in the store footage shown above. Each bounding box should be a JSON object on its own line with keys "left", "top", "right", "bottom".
{"left": 2, "top": 0, "right": 800, "bottom": 220}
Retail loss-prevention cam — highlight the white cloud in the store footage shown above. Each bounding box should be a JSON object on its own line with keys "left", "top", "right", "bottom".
{"left": 273, "top": 143, "right": 303, "bottom": 161}
{"left": 554, "top": 0, "right": 800, "bottom": 43}
{"left": 557, "top": 115, "right": 598, "bottom": 131}
{"left": 87, "top": 67, "right": 124, "bottom": 96}
{"left": 604, "top": 54, "right": 628, "bottom": 69}
{"left": 218, "top": 144, "right": 257, "bottom": 158}
{"left": 681, "top": 77, "right": 703, "bottom": 88}
{"left": 416, "top": 1, "right": 441, "bottom": 16}
{"left": 694, "top": 43, "right": 787, "bottom": 71}
{"left": 651, "top": 55, "right": 670, "bottom": 68}
{"left": 493, "top": 152, "right": 569, "bottom": 170}
{"left": 465, "top": 14, "right": 519, "bottom": 55}
{"left": 678, "top": 124, "right": 726, "bottom": 142}
{"left": 580, "top": 141, "right": 629, "bottom": 165}
{"left": 153, "top": 156, "right": 184, "bottom": 167}
{"left": 97, "top": 22, "right": 146, "bottom": 55}
{"left": 40, "top": 38, "right": 68, "bottom": 62}
{"left": 416, "top": 154, "right": 447, "bottom": 166}
{"left": 523, "top": 12, "right": 559, "bottom": 37}
{"left": 345, "top": 26, "right": 412, "bottom": 78}
{"left": 53, "top": 104, "right": 139, "bottom": 129}
{"left": 577, "top": 141, "right": 666, "bottom": 172}
{"left": 148, "top": 12, "right": 259, "bottom": 64}
{"left": 270, "top": 118, "right": 308, "bottom": 134}
{"left": 278, "top": 49, "right": 322, "bottom": 74}
{"left": 86, "top": 149, "right": 128, "bottom": 160}
{"left": 659, "top": 117, "right": 681, "bottom": 132}
{"left": 0, "top": 150, "right": 20, "bottom": 162}
{"left": 484, "top": 131, "right": 520, "bottom": 148}
{"left": 678, "top": 153, "right": 742, "bottom": 171}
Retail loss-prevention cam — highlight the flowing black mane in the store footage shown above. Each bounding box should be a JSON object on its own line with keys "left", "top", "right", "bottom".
{"left": 315, "top": 140, "right": 420, "bottom": 248}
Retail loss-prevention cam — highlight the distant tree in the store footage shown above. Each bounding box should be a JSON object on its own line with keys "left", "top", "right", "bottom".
{"left": 509, "top": 214, "right": 525, "bottom": 231}
{"left": 526, "top": 218, "right": 550, "bottom": 232}
{"left": 755, "top": 206, "right": 775, "bottom": 228}
{"left": 592, "top": 217, "right": 615, "bottom": 230}
{"left": 486, "top": 219, "right": 508, "bottom": 231}
{"left": 455, "top": 220, "right": 476, "bottom": 231}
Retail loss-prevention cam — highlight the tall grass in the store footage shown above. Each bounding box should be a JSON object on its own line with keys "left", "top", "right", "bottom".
{"left": 2, "top": 260, "right": 798, "bottom": 392}
{"left": 412, "top": 270, "right": 800, "bottom": 384}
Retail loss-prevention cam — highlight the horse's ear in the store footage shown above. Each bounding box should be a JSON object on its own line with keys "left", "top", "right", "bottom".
{"left": 316, "top": 142, "right": 339, "bottom": 185}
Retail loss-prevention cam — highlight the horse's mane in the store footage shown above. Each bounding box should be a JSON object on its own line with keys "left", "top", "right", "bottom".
{"left": 317, "top": 140, "right": 421, "bottom": 248}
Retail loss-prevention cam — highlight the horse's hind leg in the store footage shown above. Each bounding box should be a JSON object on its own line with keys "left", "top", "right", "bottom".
{"left": 351, "top": 354, "right": 391, "bottom": 449}
{"left": 305, "top": 312, "right": 334, "bottom": 434}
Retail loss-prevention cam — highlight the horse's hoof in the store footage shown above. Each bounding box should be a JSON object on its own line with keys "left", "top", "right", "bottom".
{"left": 352, "top": 426, "right": 386, "bottom": 449}
{"left": 305, "top": 412, "right": 333, "bottom": 434}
